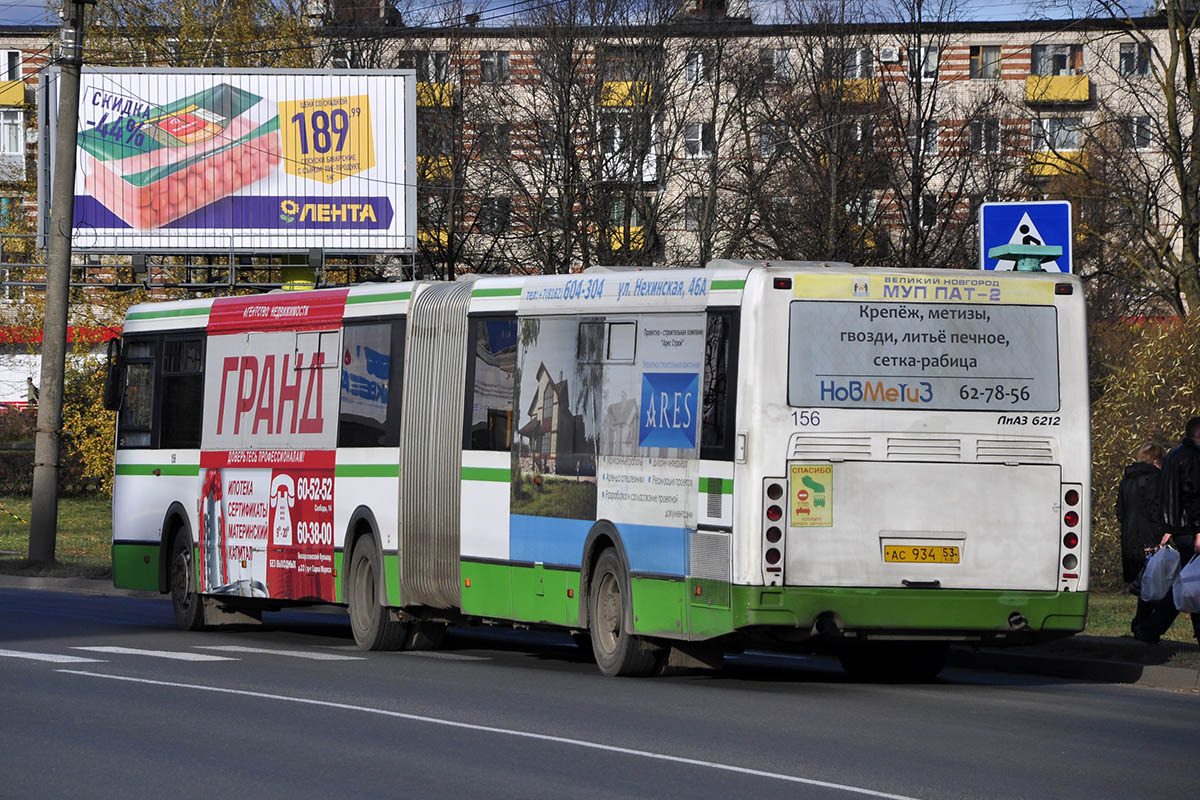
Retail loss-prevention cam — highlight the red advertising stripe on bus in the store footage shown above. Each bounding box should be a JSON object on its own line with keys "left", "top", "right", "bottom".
{"left": 207, "top": 289, "right": 350, "bottom": 334}
{"left": 200, "top": 449, "right": 337, "bottom": 469}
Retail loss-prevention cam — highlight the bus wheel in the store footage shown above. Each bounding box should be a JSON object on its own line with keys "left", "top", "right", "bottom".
{"left": 169, "top": 534, "right": 205, "bottom": 631}
{"left": 348, "top": 535, "right": 406, "bottom": 651}
{"left": 838, "top": 642, "right": 948, "bottom": 682}
{"left": 588, "top": 548, "right": 661, "bottom": 677}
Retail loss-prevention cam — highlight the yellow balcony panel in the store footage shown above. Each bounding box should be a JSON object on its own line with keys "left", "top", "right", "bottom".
{"left": 1025, "top": 74, "right": 1090, "bottom": 104}
{"left": 417, "top": 81, "right": 454, "bottom": 107}
{"left": 821, "top": 78, "right": 879, "bottom": 104}
{"left": 0, "top": 80, "right": 22, "bottom": 106}
{"left": 418, "top": 155, "right": 452, "bottom": 183}
{"left": 604, "top": 226, "right": 645, "bottom": 251}
{"left": 418, "top": 228, "right": 449, "bottom": 248}
{"left": 601, "top": 81, "right": 653, "bottom": 107}
{"left": 1028, "top": 151, "right": 1088, "bottom": 177}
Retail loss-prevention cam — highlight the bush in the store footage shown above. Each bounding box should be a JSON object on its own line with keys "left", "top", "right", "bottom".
{"left": 1090, "top": 316, "right": 1196, "bottom": 590}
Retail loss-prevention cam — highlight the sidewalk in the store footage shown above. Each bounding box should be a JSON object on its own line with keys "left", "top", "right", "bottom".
{"left": 2, "top": 573, "right": 1197, "bottom": 690}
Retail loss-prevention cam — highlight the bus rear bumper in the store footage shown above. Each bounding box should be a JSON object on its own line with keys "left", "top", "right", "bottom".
{"left": 732, "top": 586, "right": 1088, "bottom": 643}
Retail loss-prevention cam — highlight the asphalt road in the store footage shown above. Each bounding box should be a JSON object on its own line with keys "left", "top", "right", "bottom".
{"left": 1, "top": 587, "right": 1198, "bottom": 799}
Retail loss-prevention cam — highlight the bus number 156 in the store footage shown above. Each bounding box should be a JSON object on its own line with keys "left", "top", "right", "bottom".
{"left": 792, "top": 410, "right": 821, "bottom": 427}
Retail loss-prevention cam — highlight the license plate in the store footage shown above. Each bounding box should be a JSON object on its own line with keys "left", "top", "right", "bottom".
{"left": 883, "top": 545, "right": 960, "bottom": 564}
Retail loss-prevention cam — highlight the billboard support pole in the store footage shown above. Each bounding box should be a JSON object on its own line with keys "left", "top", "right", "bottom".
{"left": 29, "top": 0, "right": 93, "bottom": 564}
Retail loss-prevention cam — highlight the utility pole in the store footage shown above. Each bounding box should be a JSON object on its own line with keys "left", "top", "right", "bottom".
{"left": 28, "top": 0, "right": 93, "bottom": 564}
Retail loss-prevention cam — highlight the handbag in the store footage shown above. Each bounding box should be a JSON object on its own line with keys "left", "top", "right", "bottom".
{"left": 1141, "top": 544, "right": 1181, "bottom": 602}
{"left": 1173, "top": 554, "right": 1200, "bottom": 613}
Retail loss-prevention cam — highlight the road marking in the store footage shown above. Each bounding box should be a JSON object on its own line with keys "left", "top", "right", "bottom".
{"left": 0, "top": 648, "right": 105, "bottom": 664}
{"left": 194, "top": 646, "right": 365, "bottom": 661}
{"left": 58, "top": 669, "right": 923, "bottom": 800}
{"left": 70, "top": 646, "right": 236, "bottom": 662}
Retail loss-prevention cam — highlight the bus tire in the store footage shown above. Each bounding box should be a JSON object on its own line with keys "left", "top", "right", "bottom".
{"left": 169, "top": 533, "right": 205, "bottom": 631}
{"left": 348, "top": 535, "right": 406, "bottom": 651}
{"left": 588, "top": 548, "right": 662, "bottom": 677}
{"left": 838, "top": 641, "right": 948, "bottom": 682}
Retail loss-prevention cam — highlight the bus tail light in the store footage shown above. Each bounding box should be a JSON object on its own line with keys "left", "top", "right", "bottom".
{"left": 1058, "top": 483, "right": 1084, "bottom": 592}
{"left": 762, "top": 478, "right": 786, "bottom": 586}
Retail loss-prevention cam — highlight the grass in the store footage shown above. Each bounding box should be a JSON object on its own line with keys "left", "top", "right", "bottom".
{"left": 0, "top": 494, "right": 112, "bottom": 579}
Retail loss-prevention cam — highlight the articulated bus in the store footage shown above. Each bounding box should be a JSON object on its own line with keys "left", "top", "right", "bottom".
{"left": 108, "top": 261, "right": 1089, "bottom": 678}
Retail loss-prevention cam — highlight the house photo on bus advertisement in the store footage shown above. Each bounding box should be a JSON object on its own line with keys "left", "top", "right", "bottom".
{"left": 107, "top": 261, "right": 1090, "bottom": 679}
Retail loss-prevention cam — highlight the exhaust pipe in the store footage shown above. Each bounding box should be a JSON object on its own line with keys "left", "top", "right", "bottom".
{"left": 1008, "top": 612, "right": 1029, "bottom": 631}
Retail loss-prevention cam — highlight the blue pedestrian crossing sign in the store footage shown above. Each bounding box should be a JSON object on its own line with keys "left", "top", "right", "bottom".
{"left": 979, "top": 200, "right": 1072, "bottom": 273}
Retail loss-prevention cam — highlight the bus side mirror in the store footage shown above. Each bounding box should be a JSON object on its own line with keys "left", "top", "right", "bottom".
{"left": 103, "top": 338, "right": 123, "bottom": 411}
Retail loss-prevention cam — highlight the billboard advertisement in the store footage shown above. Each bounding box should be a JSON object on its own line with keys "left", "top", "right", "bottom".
{"left": 40, "top": 68, "right": 416, "bottom": 253}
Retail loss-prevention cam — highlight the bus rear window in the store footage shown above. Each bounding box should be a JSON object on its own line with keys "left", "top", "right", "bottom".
{"left": 787, "top": 300, "right": 1060, "bottom": 411}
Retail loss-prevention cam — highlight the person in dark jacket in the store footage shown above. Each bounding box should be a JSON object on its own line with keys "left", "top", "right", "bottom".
{"left": 1119, "top": 442, "right": 1164, "bottom": 640}
{"left": 1139, "top": 417, "right": 1200, "bottom": 644}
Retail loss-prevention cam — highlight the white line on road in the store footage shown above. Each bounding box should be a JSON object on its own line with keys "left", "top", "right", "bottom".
{"left": 194, "top": 646, "right": 365, "bottom": 661}
{"left": 0, "top": 648, "right": 105, "bottom": 664}
{"left": 70, "top": 647, "right": 237, "bottom": 662}
{"left": 57, "top": 669, "right": 924, "bottom": 800}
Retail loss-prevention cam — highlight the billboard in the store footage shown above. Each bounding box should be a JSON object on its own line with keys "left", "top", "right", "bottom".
{"left": 39, "top": 68, "right": 416, "bottom": 253}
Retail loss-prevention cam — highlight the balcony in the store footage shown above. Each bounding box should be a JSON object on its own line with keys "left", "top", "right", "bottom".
{"left": 821, "top": 78, "right": 879, "bottom": 104}
{"left": 418, "top": 155, "right": 452, "bottom": 183}
{"left": 603, "top": 226, "right": 645, "bottom": 251}
{"left": 600, "top": 81, "right": 653, "bottom": 107}
{"left": 1025, "top": 75, "right": 1090, "bottom": 104}
{"left": 1028, "top": 151, "right": 1088, "bottom": 177}
{"left": 0, "top": 81, "right": 22, "bottom": 106}
{"left": 417, "top": 82, "right": 454, "bottom": 107}
{"left": 418, "top": 228, "right": 448, "bottom": 248}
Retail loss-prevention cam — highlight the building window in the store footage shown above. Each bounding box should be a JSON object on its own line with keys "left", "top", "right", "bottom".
{"left": 479, "top": 196, "right": 511, "bottom": 233}
{"left": 1031, "top": 44, "right": 1083, "bottom": 76}
{"left": 760, "top": 122, "right": 787, "bottom": 158}
{"left": 684, "top": 121, "right": 714, "bottom": 158}
{"left": 3, "top": 50, "right": 20, "bottom": 82}
{"left": 480, "top": 50, "right": 510, "bottom": 83}
{"left": 1119, "top": 42, "right": 1150, "bottom": 76}
{"left": 0, "top": 110, "right": 21, "bottom": 155}
{"left": 827, "top": 47, "right": 874, "bottom": 79}
{"left": 417, "top": 51, "right": 450, "bottom": 82}
{"left": 1032, "top": 117, "right": 1082, "bottom": 151}
{"left": 920, "top": 193, "right": 938, "bottom": 229}
{"left": 685, "top": 196, "right": 703, "bottom": 231}
{"left": 608, "top": 196, "right": 643, "bottom": 227}
{"left": 477, "top": 122, "right": 510, "bottom": 156}
{"left": 686, "top": 49, "right": 715, "bottom": 84}
{"left": 969, "top": 118, "right": 1001, "bottom": 154}
{"left": 758, "top": 48, "right": 792, "bottom": 81}
{"left": 909, "top": 46, "right": 939, "bottom": 81}
{"left": 969, "top": 45, "right": 1000, "bottom": 79}
{"left": 1125, "top": 115, "right": 1152, "bottom": 150}
{"left": 907, "top": 120, "right": 938, "bottom": 156}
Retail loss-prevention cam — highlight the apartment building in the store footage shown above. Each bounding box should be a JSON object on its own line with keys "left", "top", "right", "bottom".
{"left": 0, "top": 12, "right": 1184, "bottom": 294}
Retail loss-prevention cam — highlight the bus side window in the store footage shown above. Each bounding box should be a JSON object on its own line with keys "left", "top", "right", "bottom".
{"left": 160, "top": 337, "right": 204, "bottom": 449}
{"left": 117, "top": 337, "right": 158, "bottom": 449}
{"left": 464, "top": 316, "right": 517, "bottom": 451}
{"left": 700, "top": 309, "right": 739, "bottom": 461}
{"left": 338, "top": 318, "right": 404, "bottom": 448}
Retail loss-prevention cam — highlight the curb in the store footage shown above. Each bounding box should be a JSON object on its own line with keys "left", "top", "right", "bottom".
{"left": 3, "top": 574, "right": 1198, "bottom": 690}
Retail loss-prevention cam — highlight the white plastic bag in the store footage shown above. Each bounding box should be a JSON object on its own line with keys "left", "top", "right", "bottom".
{"left": 1141, "top": 545, "right": 1181, "bottom": 602}
{"left": 1172, "top": 555, "right": 1200, "bottom": 613}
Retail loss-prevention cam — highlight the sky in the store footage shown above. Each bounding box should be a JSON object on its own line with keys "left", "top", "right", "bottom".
{"left": 0, "top": 0, "right": 1155, "bottom": 32}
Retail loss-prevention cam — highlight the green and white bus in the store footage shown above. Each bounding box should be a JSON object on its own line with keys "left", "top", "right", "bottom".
{"left": 108, "top": 261, "right": 1089, "bottom": 677}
